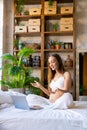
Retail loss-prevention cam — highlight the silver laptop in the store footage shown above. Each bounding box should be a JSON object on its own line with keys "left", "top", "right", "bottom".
{"left": 11, "top": 95, "right": 43, "bottom": 110}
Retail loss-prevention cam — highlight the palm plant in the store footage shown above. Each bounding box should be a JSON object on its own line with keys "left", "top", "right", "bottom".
{"left": 0, "top": 47, "right": 35, "bottom": 90}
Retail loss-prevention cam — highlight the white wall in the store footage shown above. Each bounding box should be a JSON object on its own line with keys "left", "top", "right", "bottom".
{"left": 76, "top": 0, "right": 87, "bottom": 50}
{"left": 75, "top": 0, "right": 87, "bottom": 99}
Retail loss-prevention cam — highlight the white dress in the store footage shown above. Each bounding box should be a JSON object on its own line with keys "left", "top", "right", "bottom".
{"left": 27, "top": 77, "right": 74, "bottom": 109}
{"left": 49, "top": 76, "right": 74, "bottom": 109}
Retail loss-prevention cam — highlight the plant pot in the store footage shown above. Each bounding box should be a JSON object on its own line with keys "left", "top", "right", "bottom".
{"left": 8, "top": 88, "right": 24, "bottom": 93}
{"left": 50, "top": 45, "right": 55, "bottom": 49}
{"left": 55, "top": 45, "right": 61, "bottom": 50}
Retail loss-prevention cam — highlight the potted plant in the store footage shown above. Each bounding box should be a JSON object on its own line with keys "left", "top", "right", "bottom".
{"left": 48, "top": 40, "right": 56, "bottom": 49}
{"left": 60, "top": 42, "right": 64, "bottom": 49}
{"left": 0, "top": 47, "right": 41, "bottom": 94}
{"left": 16, "top": 0, "right": 24, "bottom": 15}
{"left": 55, "top": 41, "right": 61, "bottom": 50}
{"left": 52, "top": 22, "right": 59, "bottom": 31}
{"left": 48, "top": 0, "right": 54, "bottom": 6}
{"left": 24, "top": 10, "right": 29, "bottom": 15}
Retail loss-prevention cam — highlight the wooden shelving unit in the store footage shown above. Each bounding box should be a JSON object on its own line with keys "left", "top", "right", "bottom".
{"left": 13, "top": 0, "right": 76, "bottom": 99}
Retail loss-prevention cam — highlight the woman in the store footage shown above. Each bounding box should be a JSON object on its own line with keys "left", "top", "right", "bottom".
{"left": 30, "top": 54, "right": 74, "bottom": 109}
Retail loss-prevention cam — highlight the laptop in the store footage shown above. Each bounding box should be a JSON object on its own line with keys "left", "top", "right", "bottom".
{"left": 11, "top": 95, "right": 43, "bottom": 110}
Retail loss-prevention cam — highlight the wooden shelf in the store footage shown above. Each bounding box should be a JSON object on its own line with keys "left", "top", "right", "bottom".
{"left": 44, "top": 31, "right": 73, "bottom": 36}
{"left": 14, "top": 32, "right": 41, "bottom": 37}
{"left": 14, "top": 15, "right": 41, "bottom": 20}
{"left": 44, "top": 49, "right": 73, "bottom": 52}
{"left": 44, "top": 13, "right": 73, "bottom": 20}
{"left": 13, "top": 0, "right": 76, "bottom": 98}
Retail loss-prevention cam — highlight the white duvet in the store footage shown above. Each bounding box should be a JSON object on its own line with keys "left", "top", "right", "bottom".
{"left": 0, "top": 101, "right": 87, "bottom": 130}
{"left": 0, "top": 90, "right": 87, "bottom": 130}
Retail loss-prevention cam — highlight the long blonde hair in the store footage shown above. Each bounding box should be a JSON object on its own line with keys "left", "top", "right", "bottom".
{"left": 48, "top": 54, "right": 65, "bottom": 86}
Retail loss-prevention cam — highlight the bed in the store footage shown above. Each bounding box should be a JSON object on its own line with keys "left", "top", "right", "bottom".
{"left": 0, "top": 90, "right": 87, "bottom": 130}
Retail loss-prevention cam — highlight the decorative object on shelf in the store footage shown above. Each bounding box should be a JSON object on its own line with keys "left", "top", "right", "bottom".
{"left": 16, "top": 0, "right": 24, "bottom": 15}
{"left": 64, "top": 42, "right": 72, "bottom": 49}
{"left": 32, "top": 56, "right": 41, "bottom": 67}
{"left": 64, "top": 55, "right": 73, "bottom": 67}
{"left": 0, "top": 47, "right": 35, "bottom": 93}
{"left": 68, "top": 42, "right": 72, "bottom": 49}
{"left": 26, "top": 43, "right": 40, "bottom": 50}
{"left": 25, "top": 55, "right": 32, "bottom": 67}
{"left": 64, "top": 43, "right": 69, "bottom": 49}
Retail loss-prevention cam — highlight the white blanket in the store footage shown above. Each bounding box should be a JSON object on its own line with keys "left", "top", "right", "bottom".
{"left": 0, "top": 90, "right": 87, "bottom": 130}
{"left": 26, "top": 93, "right": 74, "bottom": 109}
{"left": 0, "top": 101, "right": 87, "bottom": 130}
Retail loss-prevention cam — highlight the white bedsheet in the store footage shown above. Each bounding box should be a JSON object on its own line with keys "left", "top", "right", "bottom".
{"left": 0, "top": 101, "right": 87, "bottom": 130}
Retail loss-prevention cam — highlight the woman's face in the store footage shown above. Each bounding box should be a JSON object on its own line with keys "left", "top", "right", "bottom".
{"left": 48, "top": 56, "right": 59, "bottom": 71}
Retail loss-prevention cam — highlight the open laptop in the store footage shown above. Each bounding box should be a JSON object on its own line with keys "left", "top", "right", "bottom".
{"left": 11, "top": 95, "right": 43, "bottom": 110}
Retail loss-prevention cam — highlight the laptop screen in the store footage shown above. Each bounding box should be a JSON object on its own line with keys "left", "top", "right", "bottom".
{"left": 11, "top": 95, "right": 30, "bottom": 110}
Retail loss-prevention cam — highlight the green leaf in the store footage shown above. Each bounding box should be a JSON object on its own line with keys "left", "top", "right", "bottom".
{"left": 1, "top": 53, "right": 17, "bottom": 63}
{"left": 17, "top": 47, "right": 35, "bottom": 58}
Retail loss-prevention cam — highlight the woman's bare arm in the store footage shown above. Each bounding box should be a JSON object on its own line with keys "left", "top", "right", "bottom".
{"left": 31, "top": 81, "right": 50, "bottom": 96}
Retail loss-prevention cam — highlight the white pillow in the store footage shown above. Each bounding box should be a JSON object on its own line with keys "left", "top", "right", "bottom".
{"left": 0, "top": 90, "right": 13, "bottom": 104}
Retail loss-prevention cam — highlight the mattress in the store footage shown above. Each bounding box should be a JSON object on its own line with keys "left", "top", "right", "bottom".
{"left": 0, "top": 101, "right": 87, "bottom": 130}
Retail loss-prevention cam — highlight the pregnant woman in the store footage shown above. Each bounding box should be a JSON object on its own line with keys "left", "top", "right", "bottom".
{"left": 29, "top": 54, "right": 74, "bottom": 109}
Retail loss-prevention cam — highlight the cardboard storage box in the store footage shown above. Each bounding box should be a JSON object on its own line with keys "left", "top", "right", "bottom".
{"left": 61, "top": 6, "right": 73, "bottom": 14}
{"left": 28, "top": 19, "right": 40, "bottom": 26}
{"left": 15, "top": 26, "right": 27, "bottom": 33}
{"left": 44, "top": 8, "right": 57, "bottom": 14}
{"left": 60, "top": 24, "right": 73, "bottom": 31}
{"left": 44, "top": 1, "right": 57, "bottom": 14}
{"left": 60, "top": 18, "right": 73, "bottom": 25}
{"left": 28, "top": 25, "right": 40, "bottom": 32}
{"left": 29, "top": 8, "right": 41, "bottom": 15}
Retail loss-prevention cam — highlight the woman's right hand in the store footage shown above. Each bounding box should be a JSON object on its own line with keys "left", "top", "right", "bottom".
{"left": 31, "top": 81, "right": 41, "bottom": 89}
